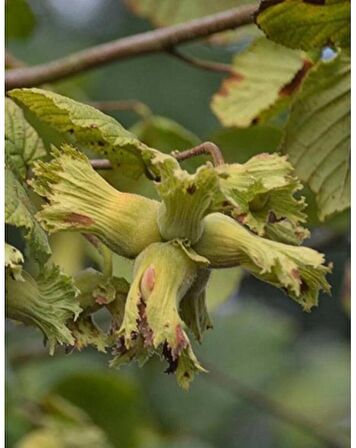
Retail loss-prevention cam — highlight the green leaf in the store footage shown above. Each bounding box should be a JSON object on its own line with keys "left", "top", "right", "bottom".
{"left": 5, "top": 243, "right": 24, "bottom": 281}
{"left": 6, "top": 264, "right": 81, "bottom": 354}
{"left": 5, "top": 98, "right": 46, "bottom": 181}
{"left": 212, "top": 153, "right": 309, "bottom": 244}
{"left": 30, "top": 144, "right": 161, "bottom": 258}
{"left": 282, "top": 54, "right": 350, "bottom": 220}
{"left": 194, "top": 213, "right": 331, "bottom": 311}
{"left": 211, "top": 38, "right": 309, "bottom": 128}
{"left": 5, "top": 166, "right": 51, "bottom": 263}
{"left": 131, "top": 115, "right": 200, "bottom": 152}
{"left": 9, "top": 88, "right": 180, "bottom": 180}
{"left": 5, "top": 0, "right": 36, "bottom": 40}
{"left": 126, "top": 0, "right": 253, "bottom": 26}
{"left": 8, "top": 88, "right": 150, "bottom": 178}
{"left": 256, "top": 0, "right": 350, "bottom": 50}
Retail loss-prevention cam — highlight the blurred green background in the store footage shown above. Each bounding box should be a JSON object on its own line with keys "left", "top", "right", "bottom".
{"left": 6, "top": 1, "right": 350, "bottom": 447}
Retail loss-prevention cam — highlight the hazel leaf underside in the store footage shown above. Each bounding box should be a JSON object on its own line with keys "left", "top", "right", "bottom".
{"left": 282, "top": 53, "right": 350, "bottom": 220}
{"left": 8, "top": 88, "right": 177, "bottom": 179}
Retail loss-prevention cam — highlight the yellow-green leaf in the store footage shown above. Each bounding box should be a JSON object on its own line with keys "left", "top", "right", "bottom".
{"left": 211, "top": 38, "right": 308, "bottom": 128}
{"left": 8, "top": 88, "right": 149, "bottom": 178}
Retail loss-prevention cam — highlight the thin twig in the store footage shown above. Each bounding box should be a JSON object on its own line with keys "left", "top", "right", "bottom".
{"left": 5, "top": 5, "right": 256, "bottom": 90}
{"left": 169, "top": 48, "right": 233, "bottom": 74}
{"left": 172, "top": 141, "right": 225, "bottom": 166}
{"left": 89, "top": 100, "right": 152, "bottom": 119}
{"left": 204, "top": 362, "right": 349, "bottom": 448}
{"left": 90, "top": 141, "right": 224, "bottom": 171}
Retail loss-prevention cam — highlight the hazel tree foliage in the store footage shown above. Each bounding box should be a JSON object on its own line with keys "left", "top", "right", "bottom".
{"left": 5, "top": 0, "right": 350, "bottom": 388}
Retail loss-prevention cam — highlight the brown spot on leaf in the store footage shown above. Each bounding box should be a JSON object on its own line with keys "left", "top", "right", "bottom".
{"left": 89, "top": 123, "right": 98, "bottom": 129}
{"left": 218, "top": 72, "right": 245, "bottom": 97}
{"left": 98, "top": 140, "right": 105, "bottom": 146}
{"left": 280, "top": 60, "right": 313, "bottom": 97}
{"left": 65, "top": 213, "right": 94, "bottom": 226}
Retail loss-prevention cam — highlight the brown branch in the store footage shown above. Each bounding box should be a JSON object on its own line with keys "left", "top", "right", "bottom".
{"left": 90, "top": 141, "right": 224, "bottom": 171}
{"left": 89, "top": 100, "right": 152, "bottom": 119}
{"left": 5, "top": 5, "right": 256, "bottom": 90}
{"left": 172, "top": 141, "right": 225, "bottom": 166}
{"left": 169, "top": 48, "right": 233, "bottom": 74}
{"left": 204, "top": 363, "right": 350, "bottom": 448}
